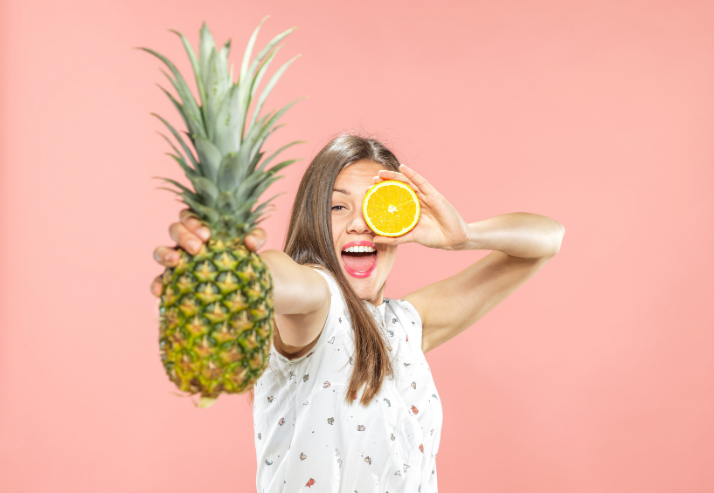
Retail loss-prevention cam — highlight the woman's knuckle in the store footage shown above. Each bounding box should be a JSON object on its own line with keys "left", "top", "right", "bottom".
{"left": 169, "top": 223, "right": 185, "bottom": 241}
{"left": 181, "top": 211, "right": 198, "bottom": 225}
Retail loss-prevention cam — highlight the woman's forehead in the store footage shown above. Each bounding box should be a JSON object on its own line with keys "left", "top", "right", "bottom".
{"left": 335, "top": 160, "right": 385, "bottom": 188}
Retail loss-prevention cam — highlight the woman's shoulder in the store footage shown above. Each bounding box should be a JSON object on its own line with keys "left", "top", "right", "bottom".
{"left": 382, "top": 297, "right": 424, "bottom": 353}
{"left": 267, "top": 266, "right": 350, "bottom": 369}
{"left": 384, "top": 298, "right": 422, "bottom": 330}
{"left": 310, "top": 267, "right": 354, "bottom": 337}
{"left": 309, "top": 266, "right": 351, "bottom": 313}
{"left": 309, "top": 266, "right": 341, "bottom": 296}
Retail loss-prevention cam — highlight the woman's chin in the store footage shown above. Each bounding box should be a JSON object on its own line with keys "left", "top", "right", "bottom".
{"left": 338, "top": 258, "right": 390, "bottom": 302}
{"left": 341, "top": 270, "right": 374, "bottom": 298}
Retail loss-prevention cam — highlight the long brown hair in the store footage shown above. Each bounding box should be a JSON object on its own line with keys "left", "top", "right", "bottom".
{"left": 282, "top": 133, "right": 400, "bottom": 406}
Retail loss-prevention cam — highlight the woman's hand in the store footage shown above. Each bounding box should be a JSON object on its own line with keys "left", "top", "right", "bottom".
{"left": 371, "top": 164, "right": 470, "bottom": 250}
{"left": 150, "top": 209, "right": 267, "bottom": 296}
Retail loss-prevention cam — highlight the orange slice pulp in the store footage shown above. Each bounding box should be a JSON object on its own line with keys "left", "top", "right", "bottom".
{"left": 362, "top": 180, "right": 421, "bottom": 237}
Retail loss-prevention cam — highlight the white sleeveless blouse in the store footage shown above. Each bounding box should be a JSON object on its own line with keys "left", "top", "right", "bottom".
{"left": 252, "top": 268, "right": 443, "bottom": 493}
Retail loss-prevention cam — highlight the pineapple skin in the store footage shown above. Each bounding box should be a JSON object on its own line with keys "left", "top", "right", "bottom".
{"left": 159, "top": 237, "right": 274, "bottom": 398}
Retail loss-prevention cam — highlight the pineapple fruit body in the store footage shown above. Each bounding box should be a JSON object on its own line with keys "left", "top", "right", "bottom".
{"left": 159, "top": 237, "right": 274, "bottom": 400}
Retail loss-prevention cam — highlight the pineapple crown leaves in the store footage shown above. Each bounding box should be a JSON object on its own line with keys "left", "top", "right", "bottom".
{"left": 139, "top": 17, "right": 305, "bottom": 238}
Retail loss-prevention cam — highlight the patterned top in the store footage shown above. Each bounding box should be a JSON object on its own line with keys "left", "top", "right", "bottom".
{"left": 252, "top": 268, "right": 443, "bottom": 492}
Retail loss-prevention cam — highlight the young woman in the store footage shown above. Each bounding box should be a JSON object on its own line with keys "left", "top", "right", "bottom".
{"left": 150, "top": 134, "right": 565, "bottom": 492}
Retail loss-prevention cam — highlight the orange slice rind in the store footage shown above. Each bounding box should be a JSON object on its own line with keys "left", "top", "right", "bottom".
{"left": 362, "top": 180, "right": 421, "bottom": 237}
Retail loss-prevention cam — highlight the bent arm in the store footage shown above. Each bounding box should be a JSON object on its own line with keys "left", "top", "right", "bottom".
{"left": 260, "top": 250, "right": 331, "bottom": 351}
{"left": 405, "top": 213, "right": 565, "bottom": 353}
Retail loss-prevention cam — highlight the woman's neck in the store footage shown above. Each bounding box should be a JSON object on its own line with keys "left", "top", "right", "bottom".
{"left": 364, "top": 283, "right": 387, "bottom": 306}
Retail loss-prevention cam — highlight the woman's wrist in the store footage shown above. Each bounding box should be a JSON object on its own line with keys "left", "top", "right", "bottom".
{"left": 450, "top": 222, "right": 480, "bottom": 251}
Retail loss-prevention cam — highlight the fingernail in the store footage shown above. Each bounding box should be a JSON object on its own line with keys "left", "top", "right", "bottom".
{"left": 247, "top": 234, "right": 262, "bottom": 248}
{"left": 163, "top": 252, "right": 175, "bottom": 263}
{"left": 186, "top": 240, "right": 199, "bottom": 252}
{"left": 196, "top": 227, "right": 210, "bottom": 240}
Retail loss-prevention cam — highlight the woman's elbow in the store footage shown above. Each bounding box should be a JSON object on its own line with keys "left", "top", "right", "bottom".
{"left": 552, "top": 222, "right": 565, "bottom": 255}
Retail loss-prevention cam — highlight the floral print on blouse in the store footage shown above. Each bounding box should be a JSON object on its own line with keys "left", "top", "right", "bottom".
{"left": 253, "top": 268, "right": 443, "bottom": 492}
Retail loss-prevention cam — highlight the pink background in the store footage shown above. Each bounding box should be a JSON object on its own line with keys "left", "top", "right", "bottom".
{"left": 1, "top": 0, "right": 713, "bottom": 491}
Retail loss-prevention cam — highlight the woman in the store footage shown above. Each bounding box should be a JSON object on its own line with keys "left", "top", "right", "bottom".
{"left": 151, "top": 134, "right": 565, "bottom": 492}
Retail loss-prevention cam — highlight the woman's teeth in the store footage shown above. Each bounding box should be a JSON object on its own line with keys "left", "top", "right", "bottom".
{"left": 341, "top": 244, "right": 378, "bottom": 278}
{"left": 343, "top": 246, "right": 375, "bottom": 253}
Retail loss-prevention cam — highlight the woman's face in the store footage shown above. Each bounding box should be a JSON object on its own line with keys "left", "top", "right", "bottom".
{"left": 331, "top": 160, "right": 397, "bottom": 304}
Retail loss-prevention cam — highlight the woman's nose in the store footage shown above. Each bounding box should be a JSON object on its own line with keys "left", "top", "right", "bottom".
{"left": 347, "top": 209, "right": 372, "bottom": 235}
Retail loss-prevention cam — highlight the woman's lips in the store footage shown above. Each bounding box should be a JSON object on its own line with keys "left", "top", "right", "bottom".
{"left": 341, "top": 241, "right": 378, "bottom": 279}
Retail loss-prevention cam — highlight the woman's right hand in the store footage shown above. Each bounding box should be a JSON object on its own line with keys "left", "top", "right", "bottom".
{"left": 150, "top": 209, "right": 267, "bottom": 297}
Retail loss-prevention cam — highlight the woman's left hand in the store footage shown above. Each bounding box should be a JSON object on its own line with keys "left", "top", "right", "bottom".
{"left": 370, "top": 164, "right": 470, "bottom": 250}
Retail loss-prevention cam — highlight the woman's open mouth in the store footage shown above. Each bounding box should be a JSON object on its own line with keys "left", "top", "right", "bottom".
{"left": 341, "top": 241, "right": 378, "bottom": 278}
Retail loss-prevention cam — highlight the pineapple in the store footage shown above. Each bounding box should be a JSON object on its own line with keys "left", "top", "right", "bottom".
{"left": 142, "top": 19, "right": 303, "bottom": 408}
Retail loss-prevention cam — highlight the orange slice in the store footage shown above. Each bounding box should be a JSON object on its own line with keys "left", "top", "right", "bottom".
{"left": 363, "top": 180, "right": 420, "bottom": 237}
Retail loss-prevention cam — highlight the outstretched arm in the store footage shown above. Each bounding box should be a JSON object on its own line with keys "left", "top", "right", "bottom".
{"left": 372, "top": 166, "right": 565, "bottom": 354}
{"left": 151, "top": 210, "right": 330, "bottom": 354}
{"left": 260, "top": 249, "right": 331, "bottom": 350}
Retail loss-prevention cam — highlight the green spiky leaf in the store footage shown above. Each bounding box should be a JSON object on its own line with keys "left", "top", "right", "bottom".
{"left": 217, "top": 152, "right": 245, "bottom": 193}
{"left": 141, "top": 48, "right": 205, "bottom": 137}
{"left": 191, "top": 176, "right": 219, "bottom": 206}
{"left": 216, "top": 191, "right": 237, "bottom": 212}
{"left": 152, "top": 113, "right": 200, "bottom": 172}
{"left": 203, "top": 47, "right": 231, "bottom": 141}
{"left": 250, "top": 54, "right": 300, "bottom": 128}
{"left": 257, "top": 141, "right": 305, "bottom": 173}
{"left": 193, "top": 135, "right": 222, "bottom": 182}
{"left": 198, "top": 23, "right": 217, "bottom": 85}
{"left": 240, "top": 16, "right": 268, "bottom": 82}
{"left": 143, "top": 20, "right": 304, "bottom": 239}
{"left": 169, "top": 29, "right": 207, "bottom": 105}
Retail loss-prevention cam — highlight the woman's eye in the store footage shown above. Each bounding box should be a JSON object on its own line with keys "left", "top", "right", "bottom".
{"left": 332, "top": 205, "right": 346, "bottom": 211}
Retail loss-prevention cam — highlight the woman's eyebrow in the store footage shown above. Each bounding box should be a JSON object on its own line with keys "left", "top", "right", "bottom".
{"left": 333, "top": 188, "right": 350, "bottom": 195}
